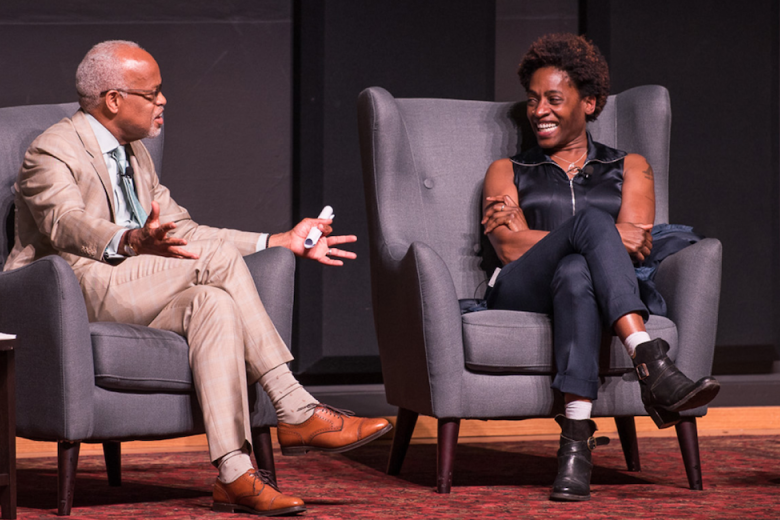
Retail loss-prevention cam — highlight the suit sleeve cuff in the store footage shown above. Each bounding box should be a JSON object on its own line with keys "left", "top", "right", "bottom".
{"left": 103, "top": 228, "right": 128, "bottom": 260}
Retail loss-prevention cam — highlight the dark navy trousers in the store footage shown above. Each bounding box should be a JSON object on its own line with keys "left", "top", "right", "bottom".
{"left": 486, "top": 208, "right": 648, "bottom": 400}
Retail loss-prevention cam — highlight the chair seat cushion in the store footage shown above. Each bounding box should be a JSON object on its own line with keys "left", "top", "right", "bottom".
{"left": 462, "top": 309, "right": 678, "bottom": 375}
{"left": 91, "top": 322, "right": 193, "bottom": 393}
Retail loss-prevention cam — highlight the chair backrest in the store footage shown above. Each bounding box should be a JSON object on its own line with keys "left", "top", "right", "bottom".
{"left": 0, "top": 102, "right": 165, "bottom": 268}
{"left": 358, "top": 85, "right": 671, "bottom": 300}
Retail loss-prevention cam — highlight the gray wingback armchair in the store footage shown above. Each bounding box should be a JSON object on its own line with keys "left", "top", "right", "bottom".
{"left": 0, "top": 102, "right": 293, "bottom": 515}
{"left": 357, "top": 86, "right": 722, "bottom": 493}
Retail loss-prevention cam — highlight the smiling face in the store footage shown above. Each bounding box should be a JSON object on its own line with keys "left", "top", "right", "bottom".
{"left": 111, "top": 47, "right": 166, "bottom": 143}
{"left": 525, "top": 66, "right": 595, "bottom": 153}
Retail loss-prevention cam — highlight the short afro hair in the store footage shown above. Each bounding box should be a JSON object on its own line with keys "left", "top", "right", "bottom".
{"left": 517, "top": 33, "right": 610, "bottom": 122}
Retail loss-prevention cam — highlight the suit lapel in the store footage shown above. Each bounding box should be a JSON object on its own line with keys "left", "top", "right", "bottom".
{"left": 71, "top": 110, "right": 118, "bottom": 217}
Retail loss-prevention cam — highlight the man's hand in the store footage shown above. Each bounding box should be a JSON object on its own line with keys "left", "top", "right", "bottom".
{"left": 121, "top": 201, "right": 199, "bottom": 259}
{"left": 481, "top": 195, "right": 528, "bottom": 234}
{"left": 616, "top": 222, "right": 653, "bottom": 263}
{"left": 269, "top": 218, "right": 357, "bottom": 266}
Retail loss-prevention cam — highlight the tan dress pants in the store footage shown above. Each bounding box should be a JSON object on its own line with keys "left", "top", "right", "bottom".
{"left": 78, "top": 238, "right": 294, "bottom": 461}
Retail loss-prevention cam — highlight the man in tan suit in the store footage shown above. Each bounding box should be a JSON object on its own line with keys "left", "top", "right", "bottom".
{"left": 6, "top": 40, "right": 391, "bottom": 516}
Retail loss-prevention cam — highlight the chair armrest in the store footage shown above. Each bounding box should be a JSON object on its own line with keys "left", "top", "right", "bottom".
{"left": 373, "top": 241, "right": 465, "bottom": 417}
{"left": 0, "top": 256, "right": 94, "bottom": 440}
{"left": 654, "top": 238, "right": 722, "bottom": 381}
{"left": 243, "top": 247, "right": 296, "bottom": 347}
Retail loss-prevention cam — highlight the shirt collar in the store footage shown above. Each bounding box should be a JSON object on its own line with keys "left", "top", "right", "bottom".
{"left": 85, "top": 112, "right": 121, "bottom": 155}
{"left": 511, "top": 132, "right": 627, "bottom": 166}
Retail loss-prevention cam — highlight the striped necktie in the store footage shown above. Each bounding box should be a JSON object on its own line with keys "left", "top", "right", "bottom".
{"left": 109, "top": 145, "right": 148, "bottom": 226}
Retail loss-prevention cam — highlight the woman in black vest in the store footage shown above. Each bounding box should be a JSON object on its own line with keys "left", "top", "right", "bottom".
{"left": 481, "top": 33, "right": 719, "bottom": 502}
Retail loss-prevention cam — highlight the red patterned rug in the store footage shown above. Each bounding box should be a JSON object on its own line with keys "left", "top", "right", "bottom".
{"left": 14, "top": 435, "right": 780, "bottom": 519}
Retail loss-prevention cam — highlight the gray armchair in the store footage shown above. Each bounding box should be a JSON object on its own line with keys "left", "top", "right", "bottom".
{"left": 0, "top": 102, "right": 294, "bottom": 515}
{"left": 358, "top": 86, "right": 722, "bottom": 493}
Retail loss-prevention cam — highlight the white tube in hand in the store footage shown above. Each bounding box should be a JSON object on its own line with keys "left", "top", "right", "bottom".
{"left": 304, "top": 205, "right": 334, "bottom": 249}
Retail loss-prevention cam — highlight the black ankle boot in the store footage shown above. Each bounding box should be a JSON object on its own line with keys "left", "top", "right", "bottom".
{"left": 633, "top": 338, "right": 720, "bottom": 429}
{"left": 550, "top": 415, "right": 609, "bottom": 502}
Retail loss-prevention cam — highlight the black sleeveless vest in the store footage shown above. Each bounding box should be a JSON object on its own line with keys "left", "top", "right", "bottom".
{"left": 510, "top": 133, "right": 627, "bottom": 231}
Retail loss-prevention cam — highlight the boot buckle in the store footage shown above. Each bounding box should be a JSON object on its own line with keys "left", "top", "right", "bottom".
{"left": 587, "top": 436, "right": 610, "bottom": 451}
{"left": 636, "top": 363, "right": 650, "bottom": 380}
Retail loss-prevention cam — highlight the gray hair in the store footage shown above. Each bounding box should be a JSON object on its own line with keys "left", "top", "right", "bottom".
{"left": 75, "top": 40, "right": 143, "bottom": 111}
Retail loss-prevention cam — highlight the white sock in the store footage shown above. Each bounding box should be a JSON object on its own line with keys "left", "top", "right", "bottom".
{"left": 217, "top": 450, "right": 254, "bottom": 484}
{"left": 564, "top": 400, "right": 593, "bottom": 420}
{"left": 258, "top": 364, "right": 318, "bottom": 424}
{"left": 624, "top": 331, "right": 652, "bottom": 358}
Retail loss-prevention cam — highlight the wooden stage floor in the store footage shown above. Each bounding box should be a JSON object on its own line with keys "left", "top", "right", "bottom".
{"left": 15, "top": 406, "right": 780, "bottom": 458}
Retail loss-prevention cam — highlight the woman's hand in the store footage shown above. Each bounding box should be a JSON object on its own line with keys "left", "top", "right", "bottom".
{"left": 616, "top": 222, "right": 653, "bottom": 262}
{"left": 481, "top": 158, "right": 547, "bottom": 264}
{"left": 481, "top": 195, "right": 528, "bottom": 234}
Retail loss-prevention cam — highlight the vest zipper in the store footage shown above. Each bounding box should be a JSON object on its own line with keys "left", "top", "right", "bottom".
{"left": 549, "top": 161, "right": 579, "bottom": 216}
{"left": 569, "top": 177, "right": 576, "bottom": 216}
{"left": 568, "top": 160, "right": 597, "bottom": 216}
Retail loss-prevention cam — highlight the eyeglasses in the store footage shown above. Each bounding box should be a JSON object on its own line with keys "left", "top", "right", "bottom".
{"left": 100, "top": 85, "right": 163, "bottom": 103}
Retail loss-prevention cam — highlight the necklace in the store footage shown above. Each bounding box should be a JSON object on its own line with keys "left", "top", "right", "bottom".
{"left": 551, "top": 150, "right": 587, "bottom": 176}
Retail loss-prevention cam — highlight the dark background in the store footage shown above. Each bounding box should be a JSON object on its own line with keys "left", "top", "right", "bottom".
{"left": 0, "top": 1, "right": 777, "bottom": 397}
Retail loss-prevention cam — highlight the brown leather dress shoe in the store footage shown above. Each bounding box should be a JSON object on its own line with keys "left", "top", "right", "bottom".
{"left": 277, "top": 403, "right": 393, "bottom": 456}
{"left": 213, "top": 469, "right": 306, "bottom": 516}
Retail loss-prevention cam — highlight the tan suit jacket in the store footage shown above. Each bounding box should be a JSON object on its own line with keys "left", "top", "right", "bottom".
{"left": 5, "top": 110, "right": 262, "bottom": 280}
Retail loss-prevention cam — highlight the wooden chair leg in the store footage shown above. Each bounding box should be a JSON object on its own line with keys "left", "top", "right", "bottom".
{"left": 102, "top": 442, "right": 121, "bottom": 487}
{"left": 387, "top": 408, "right": 418, "bottom": 476}
{"left": 614, "top": 416, "right": 641, "bottom": 471}
{"left": 675, "top": 416, "right": 703, "bottom": 490}
{"left": 252, "top": 426, "right": 277, "bottom": 486}
{"left": 436, "top": 418, "right": 460, "bottom": 494}
{"left": 57, "top": 441, "right": 80, "bottom": 516}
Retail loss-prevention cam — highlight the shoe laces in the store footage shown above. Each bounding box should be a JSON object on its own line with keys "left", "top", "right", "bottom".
{"left": 254, "top": 469, "right": 280, "bottom": 492}
{"left": 296, "top": 402, "right": 355, "bottom": 418}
